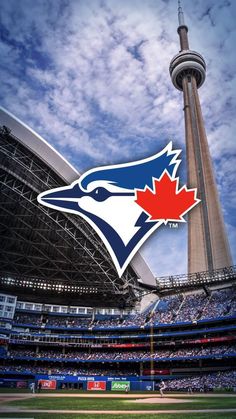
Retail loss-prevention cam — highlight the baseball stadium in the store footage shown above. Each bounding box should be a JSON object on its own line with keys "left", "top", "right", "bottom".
{"left": 0, "top": 1, "right": 236, "bottom": 419}
{"left": 0, "top": 101, "right": 236, "bottom": 418}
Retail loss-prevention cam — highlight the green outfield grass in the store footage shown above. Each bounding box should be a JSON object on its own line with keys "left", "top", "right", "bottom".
{"left": 4, "top": 395, "right": 236, "bottom": 411}
{"left": 0, "top": 388, "right": 233, "bottom": 393}
{"left": 1, "top": 414, "right": 236, "bottom": 419}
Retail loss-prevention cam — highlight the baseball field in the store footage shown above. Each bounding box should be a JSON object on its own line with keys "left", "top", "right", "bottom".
{"left": 0, "top": 390, "right": 236, "bottom": 418}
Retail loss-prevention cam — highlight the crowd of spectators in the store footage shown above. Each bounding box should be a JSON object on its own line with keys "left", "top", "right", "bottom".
{"left": 13, "top": 313, "right": 147, "bottom": 329}
{"left": 201, "top": 290, "right": 236, "bottom": 319}
{"left": 14, "top": 314, "right": 93, "bottom": 329}
{"left": 146, "top": 289, "right": 236, "bottom": 325}
{"left": 12, "top": 287, "right": 236, "bottom": 329}
{"left": 166, "top": 371, "right": 236, "bottom": 390}
{"left": 4, "top": 345, "right": 236, "bottom": 361}
{"left": 0, "top": 364, "right": 138, "bottom": 376}
{"left": 168, "top": 345, "right": 236, "bottom": 358}
{"left": 94, "top": 313, "right": 146, "bottom": 328}
{"left": 175, "top": 289, "right": 236, "bottom": 322}
{"left": 46, "top": 317, "right": 93, "bottom": 328}
{"left": 14, "top": 314, "right": 42, "bottom": 326}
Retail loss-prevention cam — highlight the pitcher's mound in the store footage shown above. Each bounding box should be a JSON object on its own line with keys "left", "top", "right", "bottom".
{"left": 128, "top": 397, "right": 194, "bottom": 404}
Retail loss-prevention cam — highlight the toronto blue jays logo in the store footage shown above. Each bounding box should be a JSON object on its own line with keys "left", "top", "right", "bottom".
{"left": 38, "top": 142, "right": 199, "bottom": 277}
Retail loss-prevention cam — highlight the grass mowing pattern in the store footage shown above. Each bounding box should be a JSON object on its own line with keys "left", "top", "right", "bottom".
{"left": 1, "top": 414, "right": 236, "bottom": 419}
{"left": 6, "top": 396, "right": 236, "bottom": 411}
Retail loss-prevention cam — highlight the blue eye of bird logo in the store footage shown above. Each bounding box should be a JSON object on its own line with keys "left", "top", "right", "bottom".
{"left": 91, "top": 187, "right": 134, "bottom": 202}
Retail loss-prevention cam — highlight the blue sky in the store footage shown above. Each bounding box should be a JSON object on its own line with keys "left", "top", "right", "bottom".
{"left": 0, "top": 0, "right": 235, "bottom": 277}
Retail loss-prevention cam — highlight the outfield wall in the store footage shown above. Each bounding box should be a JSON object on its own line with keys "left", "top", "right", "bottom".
{"left": 0, "top": 376, "right": 155, "bottom": 391}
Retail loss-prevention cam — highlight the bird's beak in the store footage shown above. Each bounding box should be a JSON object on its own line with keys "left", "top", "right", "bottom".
{"left": 38, "top": 183, "right": 84, "bottom": 212}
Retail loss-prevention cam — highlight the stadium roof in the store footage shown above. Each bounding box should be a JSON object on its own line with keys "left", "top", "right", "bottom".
{"left": 156, "top": 265, "right": 236, "bottom": 296}
{"left": 0, "top": 107, "right": 155, "bottom": 308}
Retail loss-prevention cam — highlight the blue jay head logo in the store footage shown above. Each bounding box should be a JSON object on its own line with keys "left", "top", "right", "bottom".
{"left": 38, "top": 142, "right": 199, "bottom": 277}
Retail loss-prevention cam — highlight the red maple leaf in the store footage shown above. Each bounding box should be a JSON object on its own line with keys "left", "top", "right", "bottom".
{"left": 135, "top": 171, "right": 199, "bottom": 222}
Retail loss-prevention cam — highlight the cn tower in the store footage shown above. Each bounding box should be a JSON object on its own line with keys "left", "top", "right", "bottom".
{"left": 169, "top": 1, "right": 232, "bottom": 273}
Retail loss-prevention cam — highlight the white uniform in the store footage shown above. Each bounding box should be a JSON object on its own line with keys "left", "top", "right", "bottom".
{"left": 160, "top": 380, "right": 166, "bottom": 397}
{"left": 30, "top": 382, "right": 35, "bottom": 394}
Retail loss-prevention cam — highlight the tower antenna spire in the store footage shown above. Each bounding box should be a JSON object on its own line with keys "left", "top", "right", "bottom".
{"left": 176, "top": 0, "right": 189, "bottom": 51}
{"left": 178, "top": 0, "right": 185, "bottom": 26}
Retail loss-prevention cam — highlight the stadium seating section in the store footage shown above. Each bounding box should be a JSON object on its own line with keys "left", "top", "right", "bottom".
{"left": 0, "top": 286, "right": 235, "bottom": 390}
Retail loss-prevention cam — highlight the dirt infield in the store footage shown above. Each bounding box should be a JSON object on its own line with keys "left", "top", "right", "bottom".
{"left": 127, "top": 397, "right": 194, "bottom": 404}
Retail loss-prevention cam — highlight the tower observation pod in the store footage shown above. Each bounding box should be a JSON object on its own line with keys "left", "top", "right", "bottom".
{"left": 169, "top": 1, "right": 232, "bottom": 273}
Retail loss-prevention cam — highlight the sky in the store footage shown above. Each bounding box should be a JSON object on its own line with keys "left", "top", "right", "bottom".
{"left": 0, "top": 0, "right": 235, "bottom": 278}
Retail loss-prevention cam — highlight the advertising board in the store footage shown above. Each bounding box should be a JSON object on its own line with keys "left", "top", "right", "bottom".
{"left": 38, "top": 379, "right": 57, "bottom": 390}
{"left": 111, "top": 381, "right": 130, "bottom": 391}
{"left": 16, "top": 381, "right": 28, "bottom": 388}
{"left": 87, "top": 381, "right": 106, "bottom": 390}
